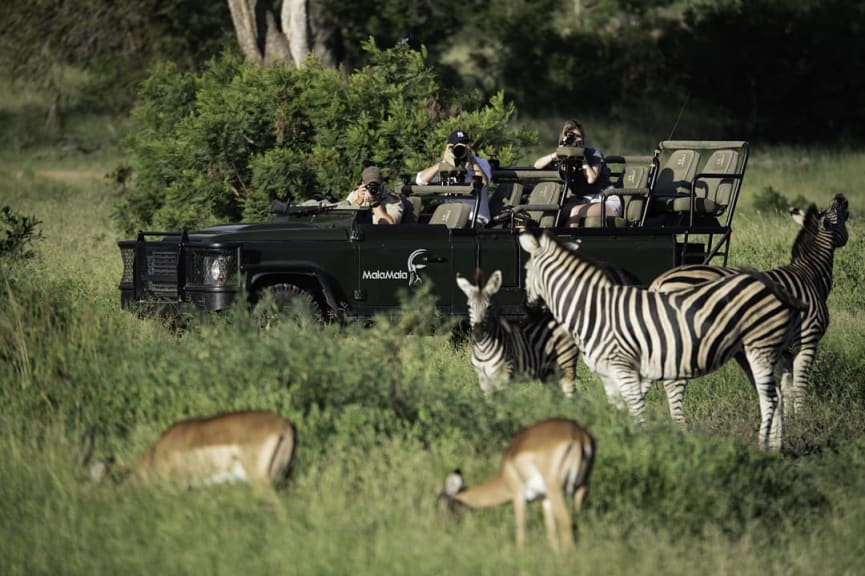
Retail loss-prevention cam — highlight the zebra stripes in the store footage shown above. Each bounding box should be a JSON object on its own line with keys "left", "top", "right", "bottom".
{"left": 456, "top": 270, "right": 579, "bottom": 396}
{"left": 519, "top": 230, "right": 805, "bottom": 450}
{"left": 650, "top": 194, "right": 849, "bottom": 415}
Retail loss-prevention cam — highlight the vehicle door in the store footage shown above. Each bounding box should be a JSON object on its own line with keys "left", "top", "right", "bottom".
{"left": 354, "top": 223, "right": 457, "bottom": 315}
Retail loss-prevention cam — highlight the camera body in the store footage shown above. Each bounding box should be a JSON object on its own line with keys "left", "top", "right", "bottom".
{"left": 560, "top": 132, "right": 580, "bottom": 147}
{"left": 365, "top": 181, "right": 381, "bottom": 198}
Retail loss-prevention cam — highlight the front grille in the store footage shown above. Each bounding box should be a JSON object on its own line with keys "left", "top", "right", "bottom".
{"left": 146, "top": 249, "right": 179, "bottom": 277}
{"left": 120, "top": 248, "right": 134, "bottom": 285}
{"left": 144, "top": 246, "right": 179, "bottom": 297}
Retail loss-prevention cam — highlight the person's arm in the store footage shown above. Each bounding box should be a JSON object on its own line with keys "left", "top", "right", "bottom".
{"left": 416, "top": 162, "right": 443, "bottom": 185}
{"left": 583, "top": 149, "right": 604, "bottom": 184}
{"left": 533, "top": 152, "right": 557, "bottom": 170}
{"left": 372, "top": 203, "right": 396, "bottom": 224}
{"left": 346, "top": 185, "right": 370, "bottom": 206}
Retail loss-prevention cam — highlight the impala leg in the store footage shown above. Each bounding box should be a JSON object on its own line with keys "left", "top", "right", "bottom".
{"left": 513, "top": 496, "right": 527, "bottom": 547}
{"left": 541, "top": 498, "right": 559, "bottom": 553}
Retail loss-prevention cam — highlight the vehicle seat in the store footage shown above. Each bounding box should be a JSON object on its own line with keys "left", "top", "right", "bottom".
{"left": 582, "top": 155, "right": 654, "bottom": 228}
{"left": 429, "top": 202, "right": 471, "bottom": 229}
{"left": 652, "top": 149, "right": 702, "bottom": 200}
{"left": 513, "top": 181, "right": 561, "bottom": 228}
{"left": 667, "top": 149, "right": 739, "bottom": 217}
{"left": 401, "top": 195, "right": 422, "bottom": 223}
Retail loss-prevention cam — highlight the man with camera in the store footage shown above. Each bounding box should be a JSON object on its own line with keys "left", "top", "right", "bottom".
{"left": 345, "top": 166, "right": 404, "bottom": 225}
{"left": 415, "top": 129, "right": 492, "bottom": 225}
{"left": 533, "top": 120, "right": 618, "bottom": 226}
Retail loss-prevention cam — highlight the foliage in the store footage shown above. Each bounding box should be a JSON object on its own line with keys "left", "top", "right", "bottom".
{"left": 0, "top": 206, "right": 42, "bottom": 261}
{"left": 0, "top": 0, "right": 233, "bottom": 119}
{"left": 751, "top": 185, "right": 809, "bottom": 215}
{"left": 117, "top": 41, "right": 530, "bottom": 232}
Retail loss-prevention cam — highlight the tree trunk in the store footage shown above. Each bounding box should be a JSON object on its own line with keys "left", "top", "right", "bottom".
{"left": 227, "top": 0, "right": 292, "bottom": 66}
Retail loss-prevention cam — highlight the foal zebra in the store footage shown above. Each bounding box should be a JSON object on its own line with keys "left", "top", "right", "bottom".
{"left": 457, "top": 270, "right": 579, "bottom": 396}
{"left": 518, "top": 230, "right": 805, "bottom": 450}
{"left": 650, "top": 193, "right": 849, "bottom": 415}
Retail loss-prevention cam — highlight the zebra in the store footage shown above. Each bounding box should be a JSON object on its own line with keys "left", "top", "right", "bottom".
{"left": 456, "top": 269, "right": 579, "bottom": 396}
{"left": 518, "top": 230, "right": 806, "bottom": 450}
{"left": 649, "top": 193, "right": 849, "bottom": 417}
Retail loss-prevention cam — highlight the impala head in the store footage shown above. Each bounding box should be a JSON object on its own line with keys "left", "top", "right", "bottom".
{"left": 790, "top": 193, "right": 849, "bottom": 255}
{"left": 456, "top": 270, "right": 502, "bottom": 326}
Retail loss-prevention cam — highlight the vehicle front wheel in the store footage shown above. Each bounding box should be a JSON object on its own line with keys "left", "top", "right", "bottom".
{"left": 254, "top": 282, "right": 325, "bottom": 327}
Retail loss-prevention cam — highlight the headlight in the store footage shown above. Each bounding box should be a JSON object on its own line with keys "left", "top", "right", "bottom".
{"left": 208, "top": 256, "right": 227, "bottom": 283}
{"left": 191, "top": 250, "right": 238, "bottom": 286}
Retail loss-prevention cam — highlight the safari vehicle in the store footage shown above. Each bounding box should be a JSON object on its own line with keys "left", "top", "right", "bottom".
{"left": 117, "top": 140, "right": 749, "bottom": 321}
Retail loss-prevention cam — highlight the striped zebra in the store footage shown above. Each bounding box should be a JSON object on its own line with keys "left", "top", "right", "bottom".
{"left": 518, "top": 230, "right": 805, "bottom": 450}
{"left": 649, "top": 193, "right": 849, "bottom": 417}
{"left": 456, "top": 270, "right": 579, "bottom": 396}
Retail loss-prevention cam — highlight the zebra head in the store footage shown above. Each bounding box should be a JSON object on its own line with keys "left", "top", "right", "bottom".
{"left": 456, "top": 270, "right": 502, "bottom": 326}
{"left": 789, "top": 193, "right": 849, "bottom": 260}
{"left": 518, "top": 230, "right": 553, "bottom": 306}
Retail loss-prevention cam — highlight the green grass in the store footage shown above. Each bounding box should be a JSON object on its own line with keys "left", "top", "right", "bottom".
{"left": 1, "top": 139, "right": 865, "bottom": 575}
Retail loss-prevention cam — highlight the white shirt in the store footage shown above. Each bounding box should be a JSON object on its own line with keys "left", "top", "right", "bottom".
{"left": 416, "top": 157, "right": 492, "bottom": 224}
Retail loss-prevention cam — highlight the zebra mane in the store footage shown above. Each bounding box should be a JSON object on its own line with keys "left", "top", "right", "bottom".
{"left": 790, "top": 194, "right": 849, "bottom": 261}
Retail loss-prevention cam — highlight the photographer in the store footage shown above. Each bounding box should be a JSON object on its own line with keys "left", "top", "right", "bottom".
{"left": 346, "top": 166, "right": 403, "bottom": 225}
{"left": 415, "top": 129, "right": 492, "bottom": 225}
{"left": 533, "top": 120, "right": 618, "bottom": 226}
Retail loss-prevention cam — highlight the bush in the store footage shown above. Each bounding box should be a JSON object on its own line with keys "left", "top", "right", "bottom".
{"left": 0, "top": 205, "right": 42, "bottom": 261}
{"left": 117, "top": 40, "right": 532, "bottom": 233}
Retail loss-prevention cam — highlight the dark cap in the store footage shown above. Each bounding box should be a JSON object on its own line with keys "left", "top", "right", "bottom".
{"left": 447, "top": 130, "right": 470, "bottom": 145}
{"left": 362, "top": 166, "right": 383, "bottom": 185}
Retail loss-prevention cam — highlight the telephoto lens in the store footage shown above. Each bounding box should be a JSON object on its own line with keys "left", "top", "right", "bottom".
{"left": 452, "top": 143, "right": 467, "bottom": 161}
{"left": 366, "top": 182, "right": 380, "bottom": 197}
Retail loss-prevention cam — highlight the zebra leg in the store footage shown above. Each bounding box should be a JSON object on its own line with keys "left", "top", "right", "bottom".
{"left": 742, "top": 353, "right": 782, "bottom": 450}
{"left": 599, "top": 375, "right": 626, "bottom": 410}
{"left": 661, "top": 379, "right": 689, "bottom": 426}
{"left": 609, "top": 370, "right": 647, "bottom": 425}
{"left": 789, "top": 345, "right": 817, "bottom": 413}
{"left": 558, "top": 358, "right": 578, "bottom": 398}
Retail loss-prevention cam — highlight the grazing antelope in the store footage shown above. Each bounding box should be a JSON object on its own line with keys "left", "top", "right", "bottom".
{"left": 89, "top": 410, "right": 297, "bottom": 494}
{"left": 440, "top": 417, "right": 595, "bottom": 552}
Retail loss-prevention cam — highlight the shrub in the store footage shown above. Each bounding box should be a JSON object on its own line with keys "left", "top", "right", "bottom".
{"left": 0, "top": 206, "right": 42, "bottom": 261}
{"left": 117, "top": 40, "right": 532, "bottom": 233}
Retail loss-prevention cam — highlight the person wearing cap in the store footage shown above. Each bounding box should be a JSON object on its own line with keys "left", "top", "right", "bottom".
{"left": 415, "top": 129, "right": 492, "bottom": 225}
{"left": 345, "top": 166, "right": 404, "bottom": 225}
{"left": 533, "top": 120, "right": 619, "bottom": 226}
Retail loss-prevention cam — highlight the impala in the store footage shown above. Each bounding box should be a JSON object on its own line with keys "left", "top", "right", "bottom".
{"left": 89, "top": 410, "right": 297, "bottom": 493}
{"left": 440, "top": 417, "right": 595, "bottom": 552}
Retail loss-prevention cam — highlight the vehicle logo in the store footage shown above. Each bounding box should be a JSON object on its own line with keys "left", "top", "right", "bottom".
{"left": 407, "top": 249, "right": 428, "bottom": 287}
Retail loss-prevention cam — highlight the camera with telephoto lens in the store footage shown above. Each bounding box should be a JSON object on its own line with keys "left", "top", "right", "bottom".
{"left": 560, "top": 132, "right": 580, "bottom": 147}
{"left": 451, "top": 143, "right": 468, "bottom": 165}
{"left": 365, "top": 181, "right": 381, "bottom": 198}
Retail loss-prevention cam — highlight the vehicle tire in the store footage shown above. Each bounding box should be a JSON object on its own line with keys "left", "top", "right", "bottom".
{"left": 254, "top": 282, "right": 325, "bottom": 327}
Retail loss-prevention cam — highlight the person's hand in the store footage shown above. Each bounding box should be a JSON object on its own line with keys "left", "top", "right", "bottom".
{"left": 354, "top": 185, "right": 373, "bottom": 206}
{"left": 441, "top": 146, "right": 457, "bottom": 168}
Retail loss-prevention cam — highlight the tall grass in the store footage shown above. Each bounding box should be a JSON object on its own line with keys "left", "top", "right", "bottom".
{"left": 1, "top": 146, "right": 864, "bottom": 574}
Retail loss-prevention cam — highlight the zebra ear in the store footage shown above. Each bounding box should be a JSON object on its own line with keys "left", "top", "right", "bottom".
{"left": 518, "top": 231, "right": 540, "bottom": 254}
{"left": 790, "top": 207, "right": 806, "bottom": 227}
{"left": 483, "top": 270, "right": 503, "bottom": 295}
{"left": 456, "top": 274, "right": 475, "bottom": 297}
